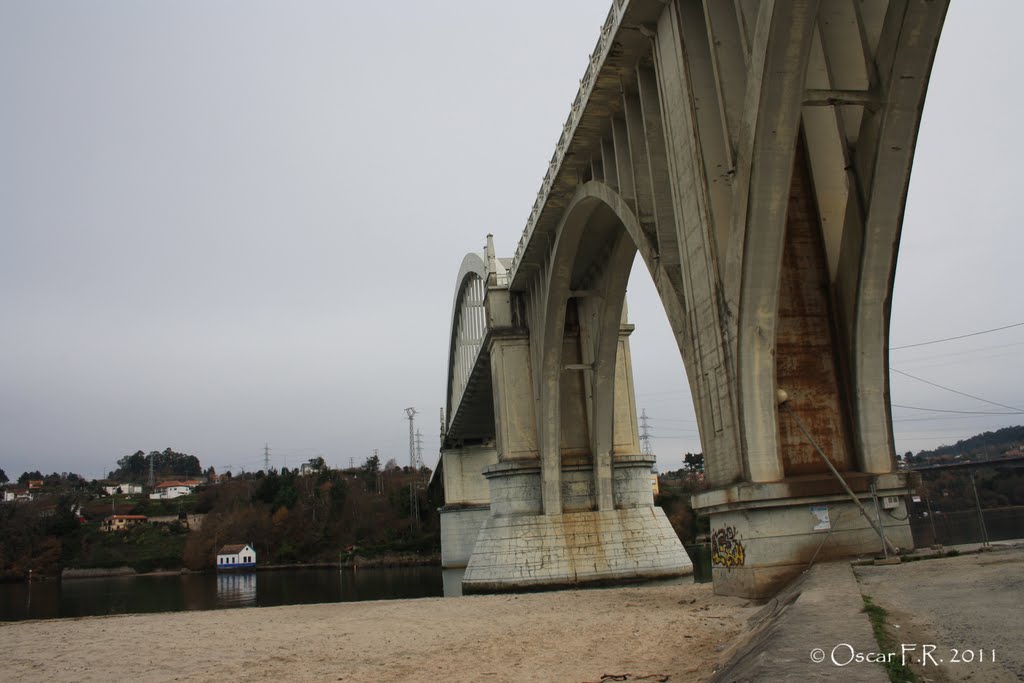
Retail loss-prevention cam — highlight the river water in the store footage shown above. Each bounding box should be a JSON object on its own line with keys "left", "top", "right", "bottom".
{"left": 0, "top": 566, "right": 464, "bottom": 622}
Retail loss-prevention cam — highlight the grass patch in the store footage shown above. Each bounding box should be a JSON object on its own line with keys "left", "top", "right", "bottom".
{"left": 862, "top": 595, "right": 917, "bottom": 683}
{"left": 67, "top": 524, "right": 188, "bottom": 573}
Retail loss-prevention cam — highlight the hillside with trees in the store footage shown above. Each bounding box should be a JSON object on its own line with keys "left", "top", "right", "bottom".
{"left": 182, "top": 459, "right": 436, "bottom": 570}
{"left": 0, "top": 450, "right": 438, "bottom": 580}
{"left": 904, "top": 425, "right": 1024, "bottom": 465}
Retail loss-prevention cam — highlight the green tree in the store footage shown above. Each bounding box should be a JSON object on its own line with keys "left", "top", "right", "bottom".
{"left": 114, "top": 451, "right": 147, "bottom": 481}
{"left": 0, "top": 467, "right": 7, "bottom": 483}
{"left": 683, "top": 452, "right": 704, "bottom": 473}
{"left": 361, "top": 454, "right": 381, "bottom": 490}
{"left": 18, "top": 471, "right": 43, "bottom": 485}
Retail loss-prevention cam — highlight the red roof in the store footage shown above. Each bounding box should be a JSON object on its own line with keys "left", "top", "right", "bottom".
{"left": 218, "top": 544, "right": 251, "bottom": 555}
{"left": 110, "top": 515, "right": 147, "bottom": 520}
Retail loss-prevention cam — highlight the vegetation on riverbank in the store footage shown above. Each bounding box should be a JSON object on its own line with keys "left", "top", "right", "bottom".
{"left": 180, "top": 460, "right": 437, "bottom": 570}
{"left": 0, "top": 452, "right": 439, "bottom": 580}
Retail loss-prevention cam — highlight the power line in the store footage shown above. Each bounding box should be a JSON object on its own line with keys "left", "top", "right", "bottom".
{"left": 635, "top": 388, "right": 690, "bottom": 398}
{"left": 891, "top": 403, "right": 1024, "bottom": 416}
{"left": 891, "top": 340, "right": 1024, "bottom": 365}
{"left": 894, "top": 414, "right": 1019, "bottom": 424}
{"left": 890, "top": 321, "right": 1024, "bottom": 350}
{"left": 890, "top": 368, "right": 1024, "bottom": 413}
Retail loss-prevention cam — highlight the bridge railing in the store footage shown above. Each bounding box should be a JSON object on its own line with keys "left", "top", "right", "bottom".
{"left": 510, "top": 0, "right": 627, "bottom": 281}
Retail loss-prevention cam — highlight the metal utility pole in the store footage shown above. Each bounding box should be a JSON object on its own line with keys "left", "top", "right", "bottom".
{"left": 924, "top": 484, "right": 939, "bottom": 546}
{"left": 264, "top": 443, "right": 271, "bottom": 474}
{"left": 415, "top": 429, "right": 424, "bottom": 471}
{"left": 373, "top": 449, "right": 382, "bottom": 494}
{"left": 405, "top": 408, "right": 417, "bottom": 469}
{"left": 639, "top": 409, "right": 653, "bottom": 455}
{"left": 968, "top": 468, "right": 991, "bottom": 548}
{"left": 405, "top": 408, "right": 420, "bottom": 525}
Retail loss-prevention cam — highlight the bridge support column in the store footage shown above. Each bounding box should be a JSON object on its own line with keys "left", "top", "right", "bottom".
{"left": 462, "top": 324, "right": 691, "bottom": 593}
{"left": 489, "top": 332, "right": 539, "bottom": 462}
{"left": 437, "top": 444, "right": 497, "bottom": 569}
{"left": 692, "top": 473, "right": 913, "bottom": 598}
{"left": 463, "top": 466, "right": 689, "bottom": 593}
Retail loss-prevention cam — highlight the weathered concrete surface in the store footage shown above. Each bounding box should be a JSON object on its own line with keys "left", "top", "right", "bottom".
{"left": 854, "top": 544, "right": 1024, "bottom": 682}
{"left": 712, "top": 561, "right": 888, "bottom": 682}
{"left": 436, "top": 444, "right": 498, "bottom": 568}
{"left": 463, "top": 506, "right": 691, "bottom": 593}
{"left": 694, "top": 473, "right": 913, "bottom": 598}
{"left": 439, "top": 504, "right": 490, "bottom": 568}
{"left": 715, "top": 544, "right": 1024, "bottom": 681}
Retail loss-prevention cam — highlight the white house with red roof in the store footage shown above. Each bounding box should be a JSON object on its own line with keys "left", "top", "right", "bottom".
{"left": 149, "top": 479, "right": 203, "bottom": 500}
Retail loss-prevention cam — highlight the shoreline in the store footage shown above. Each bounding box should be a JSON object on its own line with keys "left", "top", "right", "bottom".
{"left": 57, "top": 552, "right": 442, "bottom": 581}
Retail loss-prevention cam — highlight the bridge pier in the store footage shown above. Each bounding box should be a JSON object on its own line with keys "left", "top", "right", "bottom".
{"left": 436, "top": 444, "right": 496, "bottom": 569}
{"left": 460, "top": 302, "right": 691, "bottom": 593}
{"left": 462, "top": 455, "right": 689, "bottom": 594}
{"left": 693, "top": 474, "right": 913, "bottom": 598}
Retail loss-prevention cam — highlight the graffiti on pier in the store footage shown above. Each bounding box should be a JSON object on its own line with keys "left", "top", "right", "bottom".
{"left": 711, "top": 526, "right": 746, "bottom": 568}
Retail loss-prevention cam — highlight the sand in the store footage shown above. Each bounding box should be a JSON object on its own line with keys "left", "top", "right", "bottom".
{"left": 1, "top": 581, "right": 752, "bottom": 682}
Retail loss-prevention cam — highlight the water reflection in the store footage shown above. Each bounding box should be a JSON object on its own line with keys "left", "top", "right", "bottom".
{"left": 336, "top": 566, "right": 444, "bottom": 602}
{"left": 0, "top": 566, "right": 445, "bottom": 621}
{"left": 216, "top": 573, "right": 257, "bottom": 608}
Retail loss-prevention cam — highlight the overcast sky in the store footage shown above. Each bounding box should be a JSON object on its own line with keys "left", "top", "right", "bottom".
{"left": 2, "top": 1, "right": 1021, "bottom": 481}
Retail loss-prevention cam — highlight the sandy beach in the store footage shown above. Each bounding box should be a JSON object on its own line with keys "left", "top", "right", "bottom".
{"left": 3, "top": 581, "right": 750, "bottom": 682}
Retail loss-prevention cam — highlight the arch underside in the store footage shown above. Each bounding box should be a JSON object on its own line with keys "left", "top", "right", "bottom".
{"left": 502, "top": 0, "right": 948, "bottom": 491}
{"left": 445, "top": 253, "right": 496, "bottom": 445}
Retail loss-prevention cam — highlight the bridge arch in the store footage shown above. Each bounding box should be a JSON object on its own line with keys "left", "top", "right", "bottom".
{"left": 534, "top": 180, "right": 700, "bottom": 513}
{"left": 445, "top": 252, "right": 489, "bottom": 438}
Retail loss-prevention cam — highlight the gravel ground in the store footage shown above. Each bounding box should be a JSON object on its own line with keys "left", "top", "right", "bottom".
{"left": 854, "top": 544, "right": 1024, "bottom": 682}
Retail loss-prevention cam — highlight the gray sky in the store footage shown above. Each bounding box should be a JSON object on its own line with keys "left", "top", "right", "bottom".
{"left": 1, "top": 1, "right": 1021, "bottom": 480}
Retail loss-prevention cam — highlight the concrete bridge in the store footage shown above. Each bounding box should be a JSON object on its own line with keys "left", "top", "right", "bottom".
{"left": 435, "top": 0, "right": 947, "bottom": 598}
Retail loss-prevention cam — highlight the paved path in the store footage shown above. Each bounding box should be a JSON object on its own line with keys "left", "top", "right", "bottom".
{"left": 715, "top": 542, "right": 1024, "bottom": 682}
{"left": 712, "top": 561, "right": 887, "bottom": 682}
{"left": 855, "top": 544, "right": 1023, "bottom": 682}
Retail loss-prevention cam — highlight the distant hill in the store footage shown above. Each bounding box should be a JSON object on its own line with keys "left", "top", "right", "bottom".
{"left": 909, "top": 425, "right": 1024, "bottom": 464}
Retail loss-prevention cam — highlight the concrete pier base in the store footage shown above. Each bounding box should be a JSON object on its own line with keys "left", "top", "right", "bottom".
{"left": 692, "top": 472, "right": 914, "bottom": 598}
{"left": 462, "top": 506, "right": 692, "bottom": 593}
{"left": 439, "top": 504, "right": 491, "bottom": 568}
{"left": 462, "top": 456, "right": 691, "bottom": 593}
